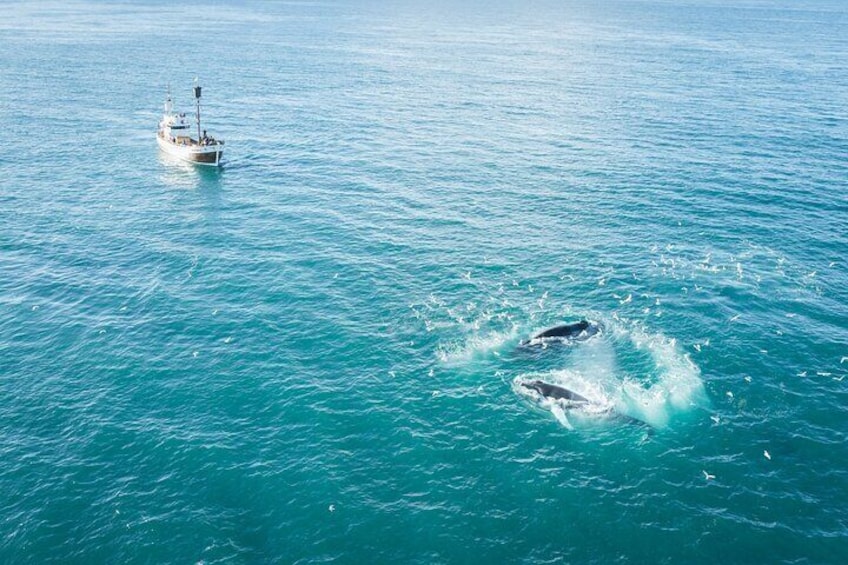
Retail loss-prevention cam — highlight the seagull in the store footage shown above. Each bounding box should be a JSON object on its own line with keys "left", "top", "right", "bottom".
{"left": 726, "top": 391, "right": 734, "bottom": 399}
{"left": 694, "top": 343, "right": 701, "bottom": 352}
{"left": 841, "top": 357, "right": 848, "bottom": 364}
{"left": 328, "top": 504, "right": 336, "bottom": 513}
{"left": 764, "top": 450, "right": 771, "bottom": 461}
{"left": 710, "top": 415, "right": 720, "bottom": 424}
{"left": 729, "top": 314, "right": 741, "bottom": 322}
{"left": 703, "top": 470, "right": 715, "bottom": 480}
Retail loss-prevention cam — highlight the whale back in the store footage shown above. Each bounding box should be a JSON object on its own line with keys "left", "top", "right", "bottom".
{"left": 518, "top": 379, "right": 652, "bottom": 430}
{"left": 523, "top": 380, "right": 590, "bottom": 403}
{"left": 533, "top": 320, "right": 590, "bottom": 339}
{"left": 520, "top": 320, "right": 600, "bottom": 346}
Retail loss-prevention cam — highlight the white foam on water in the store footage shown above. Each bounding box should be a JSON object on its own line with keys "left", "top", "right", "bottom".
{"left": 437, "top": 326, "right": 518, "bottom": 366}
{"left": 615, "top": 324, "right": 707, "bottom": 428}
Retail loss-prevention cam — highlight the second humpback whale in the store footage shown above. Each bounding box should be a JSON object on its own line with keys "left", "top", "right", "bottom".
{"left": 520, "top": 380, "right": 590, "bottom": 405}
{"left": 518, "top": 379, "right": 651, "bottom": 429}
{"left": 520, "top": 320, "right": 601, "bottom": 346}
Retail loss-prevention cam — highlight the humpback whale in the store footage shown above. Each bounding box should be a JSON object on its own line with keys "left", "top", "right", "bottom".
{"left": 520, "top": 320, "right": 601, "bottom": 346}
{"left": 518, "top": 379, "right": 651, "bottom": 429}
{"left": 521, "top": 380, "right": 590, "bottom": 405}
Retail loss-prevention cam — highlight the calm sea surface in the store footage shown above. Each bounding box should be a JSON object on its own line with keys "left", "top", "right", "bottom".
{"left": 1, "top": 0, "right": 847, "bottom": 562}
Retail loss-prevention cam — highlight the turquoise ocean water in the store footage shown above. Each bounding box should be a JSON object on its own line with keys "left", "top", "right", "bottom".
{"left": 2, "top": 0, "right": 847, "bottom": 562}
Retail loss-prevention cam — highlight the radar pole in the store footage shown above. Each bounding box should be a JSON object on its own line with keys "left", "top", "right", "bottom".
{"left": 165, "top": 84, "right": 173, "bottom": 114}
{"left": 194, "top": 83, "right": 202, "bottom": 141}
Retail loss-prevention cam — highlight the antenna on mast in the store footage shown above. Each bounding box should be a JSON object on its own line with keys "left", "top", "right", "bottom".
{"left": 164, "top": 83, "right": 173, "bottom": 114}
{"left": 194, "top": 78, "right": 202, "bottom": 141}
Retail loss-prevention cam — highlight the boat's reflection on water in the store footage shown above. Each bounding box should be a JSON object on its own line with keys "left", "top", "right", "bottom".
{"left": 157, "top": 150, "right": 224, "bottom": 192}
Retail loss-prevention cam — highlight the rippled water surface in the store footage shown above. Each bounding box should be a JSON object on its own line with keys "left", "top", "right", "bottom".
{"left": 2, "top": 0, "right": 847, "bottom": 562}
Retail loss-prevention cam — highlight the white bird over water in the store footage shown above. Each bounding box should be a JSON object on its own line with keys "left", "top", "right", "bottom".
{"left": 764, "top": 450, "right": 771, "bottom": 461}
{"left": 703, "top": 470, "right": 715, "bottom": 480}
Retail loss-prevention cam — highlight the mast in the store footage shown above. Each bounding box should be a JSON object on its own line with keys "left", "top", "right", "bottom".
{"left": 194, "top": 84, "right": 202, "bottom": 141}
{"left": 164, "top": 84, "right": 173, "bottom": 115}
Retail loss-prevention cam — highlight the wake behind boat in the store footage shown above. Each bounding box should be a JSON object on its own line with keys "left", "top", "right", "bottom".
{"left": 157, "top": 84, "right": 224, "bottom": 166}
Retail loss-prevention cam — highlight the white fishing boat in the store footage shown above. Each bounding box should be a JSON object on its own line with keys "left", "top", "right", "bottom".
{"left": 156, "top": 84, "right": 224, "bottom": 166}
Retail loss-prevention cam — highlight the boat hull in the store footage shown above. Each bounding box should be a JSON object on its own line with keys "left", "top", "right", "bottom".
{"left": 157, "top": 135, "right": 223, "bottom": 166}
